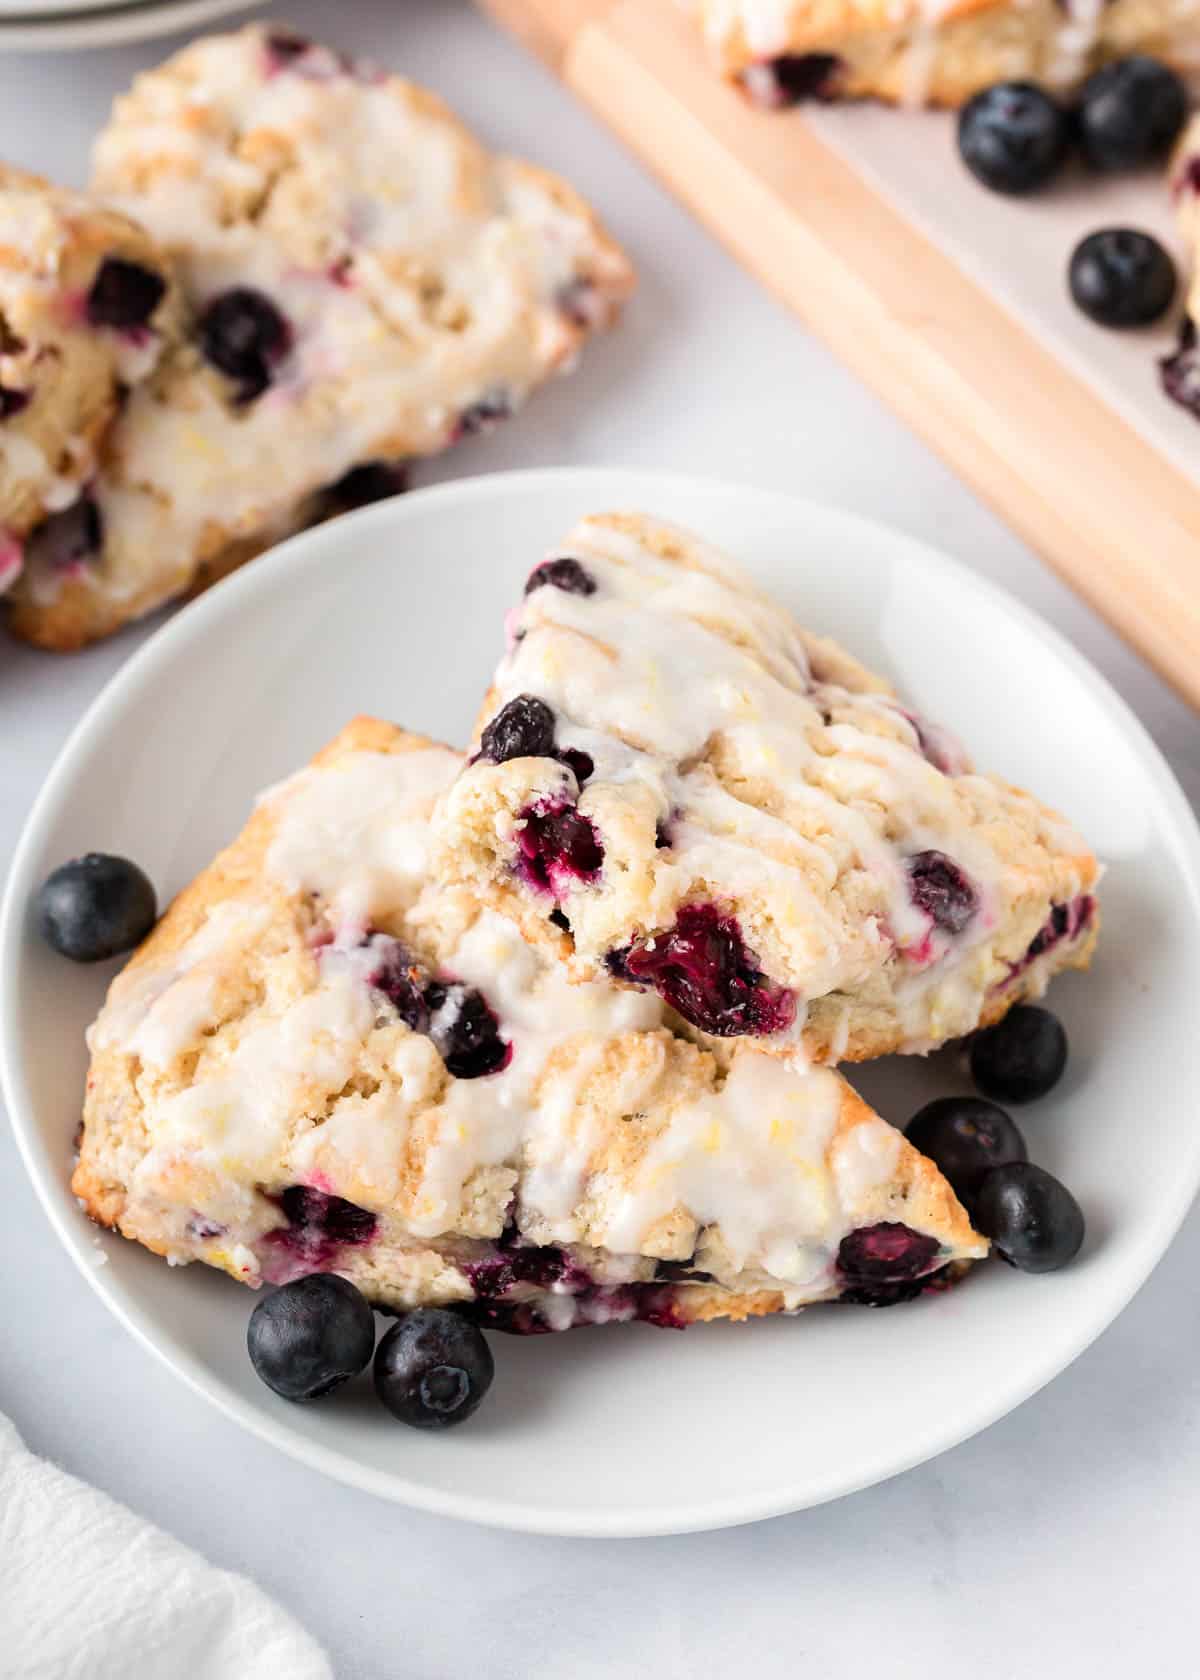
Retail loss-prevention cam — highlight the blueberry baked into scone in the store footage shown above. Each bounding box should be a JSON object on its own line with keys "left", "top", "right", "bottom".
{"left": 432, "top": 513, "right": 1099, "bottom": 1063}
{"left": 689, "top": 0, "right": 1200, "bottom": 108}
{"left": 4, "top": 25, "right": 633, "bottom": 650}
{"left": 72, "top": 718, "right": 986, "bottom": 1332}
{"left": 0, "top": 166, "right": 181, "bottom": 599}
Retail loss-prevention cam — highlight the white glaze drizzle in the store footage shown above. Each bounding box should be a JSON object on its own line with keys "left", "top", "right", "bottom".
{"left": 460, "top": 514, "right": 1092, "bottom": 1046}
{"left": 95, "top": 737, "right": 984, "bottom": 1292}
{"left": 27, "top": 25, "right": 626, "bottom": 614}
{"left": 263, "top": 747, "right": 460, "bottom": 930}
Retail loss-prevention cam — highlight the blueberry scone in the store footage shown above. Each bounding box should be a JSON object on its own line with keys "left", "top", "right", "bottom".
{"left": 5, "top": 26, "right": 633, "bottom": 650}
{"left": 0, "top": 166, "right": 180, "bottom": 599}
{"left": 73, "top": 718, "right": 985, "bottom": 1332}
{"left": 432, "top": 513, "right": 1099, "bottom": 1063}
{"left": 689, "top": 0, "right": 1200, "bottom": 108}
{"left": 1162, "top": 115, "right": 1200, "bottom": 420}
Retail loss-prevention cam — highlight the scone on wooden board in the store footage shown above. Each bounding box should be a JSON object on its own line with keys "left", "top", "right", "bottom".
{"left": 4, "top": 24, "right": 633, "bottom": 650}
{"left": 73, "top": 717, "right": 985, "bottom": 1334}
{"left": 689, "top": 0, "right": 1200, "bottom": 107}
{"left": 431, "top": 512, "right": 1099, "bottom": 1063}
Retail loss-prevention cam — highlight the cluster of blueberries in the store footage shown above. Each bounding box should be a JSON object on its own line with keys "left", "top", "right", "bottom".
{"left": 250, "top": 1287, "right": 495, "bottom": 1429}
{"left": 957, "top": 56, "right": 1188, "bottom": 329}
{"left": 907, "top": 1003, "right": 1085, "bottom": 1274}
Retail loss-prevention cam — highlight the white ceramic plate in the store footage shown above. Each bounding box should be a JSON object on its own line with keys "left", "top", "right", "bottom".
{"left": 4, "top": 468, "right": 1199, "bottom": 1537}
{"left": 0, "top": 0, "right": 252, "bottom": 50}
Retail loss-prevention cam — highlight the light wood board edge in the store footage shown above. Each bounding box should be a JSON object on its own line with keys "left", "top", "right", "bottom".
{"left": 474, "top": 0, "right": 615, "bottom": 70}
{"left": 476, "top": 0, "right": 1200, "bottom": 711}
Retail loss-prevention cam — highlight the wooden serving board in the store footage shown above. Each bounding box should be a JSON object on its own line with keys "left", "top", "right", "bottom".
{"left": 477, "top": 0, "right": 1200, "bottom": 710}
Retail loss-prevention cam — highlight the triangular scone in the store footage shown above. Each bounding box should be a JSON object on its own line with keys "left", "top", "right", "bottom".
{"left": 73, "top": 718, "right": 985, "bottom": 1333}
{"left": 431, "top": 513, "right": 1099, "bottom": 1064}
{"left": 6, "top": 25, "right": 633, "bottom": 650}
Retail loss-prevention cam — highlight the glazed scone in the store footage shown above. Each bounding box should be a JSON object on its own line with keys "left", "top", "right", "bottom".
{"left": 5, "top": 26, "right": 633, "bottom": 649}
{"left": 73, "top": 718, "right": 985, "bottom": 1332}
{"left": 1162, "top": 115, "right": 1200, "bottom": 420}
{"left": 0, "top": 165, "right": 180, "bottom": 596}
{"left": 431, "top": 513, "right": 1100, "bottom": 1063}
{"left": 690, "top": 0, "right": 1200, "bottom": 108}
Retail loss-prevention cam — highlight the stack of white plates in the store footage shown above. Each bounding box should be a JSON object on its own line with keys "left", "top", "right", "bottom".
{"left": 0, "top": 0, "right": 252, "bottom": 51}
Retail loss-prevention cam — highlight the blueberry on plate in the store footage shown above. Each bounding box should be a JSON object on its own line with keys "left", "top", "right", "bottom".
{"left": 957, "top": 81, "right": 1071, "bottom": 195}
{"left": 374, "top": 1307, "right": 494, "bottom": 1429}
{"left": 970, "top": 1004, "right": 1068, "bottom": 1103}
{"left": 905, "top": 1096, "right": 1027, "bottom": 1204}
{"left": 248, "top": 1273, "right": 375, "bottom": 1401}
{"left": 1068, "top": 229, "right": 1175, "bottom": 329}
{"left": 36, "top": 852, "right": 156, "bottom": 962}
{"left": 974, "top": 1162, "right": 1085, "bottom": 1273}
{"left": 1077, "top": 57, "right": 1188, "bottom": 173}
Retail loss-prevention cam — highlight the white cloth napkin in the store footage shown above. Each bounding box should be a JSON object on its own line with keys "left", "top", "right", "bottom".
{"left": 0, "top": 1412, "right": 332, "bottom": 1680}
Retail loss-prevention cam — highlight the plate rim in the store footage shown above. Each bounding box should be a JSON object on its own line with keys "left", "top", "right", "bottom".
{"left": 0, "top": 0, "right": 253, "bottom": 50}
{"left": 5, "top": 464, "right": 1200, "bottom": 1537}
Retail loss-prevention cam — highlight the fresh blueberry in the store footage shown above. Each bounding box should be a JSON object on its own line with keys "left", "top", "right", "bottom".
{"left": 907, "top": 851, "right": 977, "bottom": 935}
{"left": 199, "top": 287, "right": 292, "bottom": 401}
{"left": 741, "top": 53, "right": 843, "bottom": 108}
{"left": 837, "top": 1222, "right": 942, "bottom": 1285}
{"left": 321, "top": 460, "right": 408, "bottom": 514}
{"left": 373, "top": 1307, "right": 494, "bottom": 1429}
{"left": 905, "top": 1096, "right": 1028, "bottom": 1203}
{"left": 1077, "top": 57, "right": 1188, "bottom": 173}
{"left": 1069, "top": 228, "right": 1175, "bottom": 328}
{"left": 610, "top": 902, "right": 796, "bottom": 1038}
{"left": 424, "top": 981, "right": 511, "bottom": 1078}
{"left": 247, "top": 1273, "right": 375, "bottom": 1402}
{"left": 36, "top": 852, "right": 156, "bottom": 962}
{"left": 86, "top": 258, "right": 166, "bottom": 329}
{"left": 957, "top": 82, "right": 1070, "bottom": 195}
{"left": 973, "top": 1161, "right": 1085, "bottom": 1272}
{"left": 0, "top": 385, "right": 29, "bottom": 419}
{"left": 26, "top": 495, "right": 103, "bottom": 571}
{"left": 477, "top": 695, "right": 557, "bottom": 763}
{"left": 525, "top": 557, "right": 596, "bottom": 597}
{"left": 970, "top": 1004, "right": 1068, "bottom": 1103}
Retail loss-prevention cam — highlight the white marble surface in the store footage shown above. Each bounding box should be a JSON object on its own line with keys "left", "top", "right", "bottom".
{"left": 2, "top": 3, "right": 1198, "bottom": 1676}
